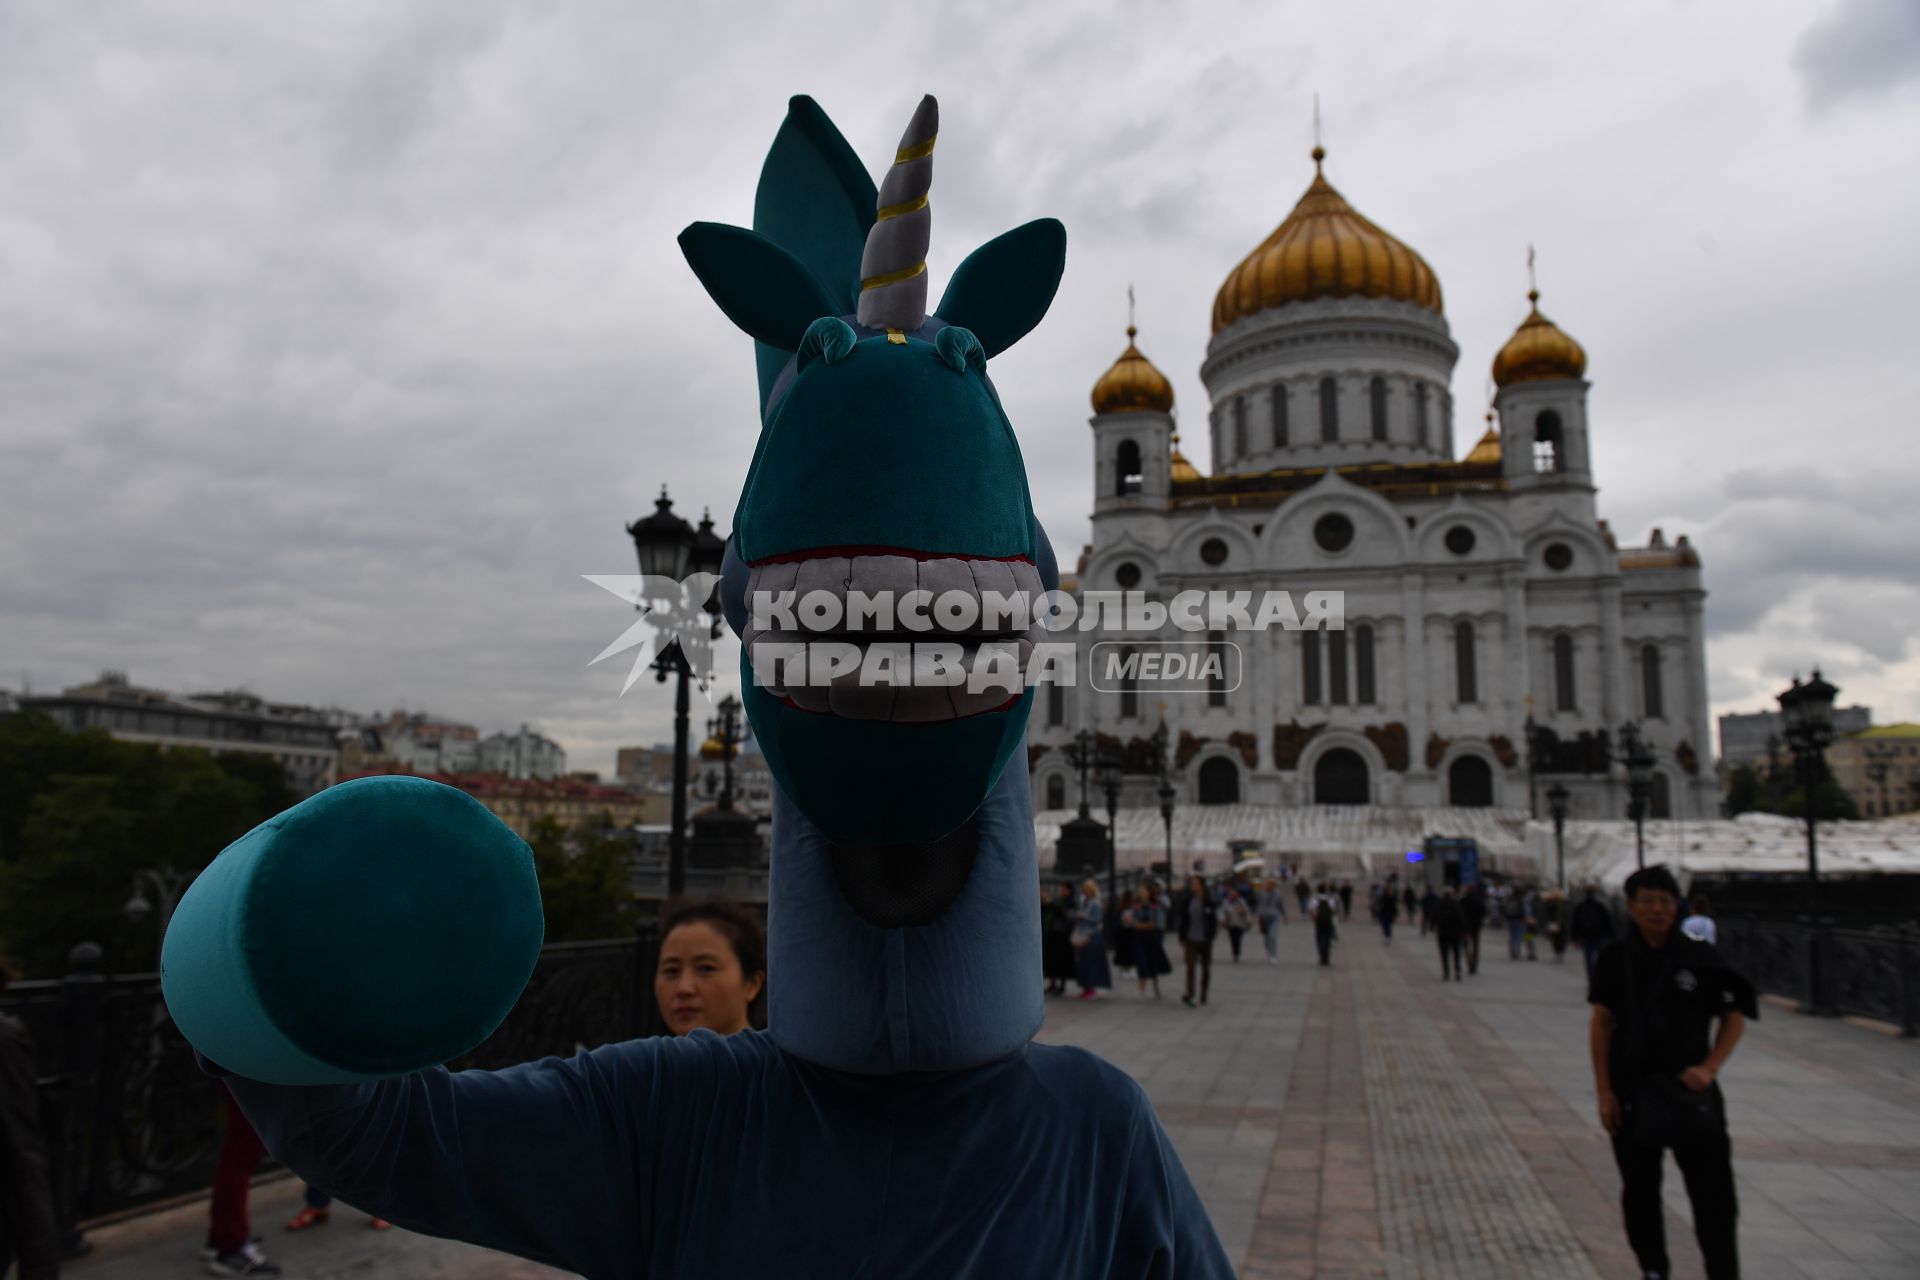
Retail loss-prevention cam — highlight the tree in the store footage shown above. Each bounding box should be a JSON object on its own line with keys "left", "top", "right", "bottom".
{"left": 526, "top": 815, "right": 641, "bottom": 943}
{"left": 0, "top": 715, "right": 298, "bottom": 977}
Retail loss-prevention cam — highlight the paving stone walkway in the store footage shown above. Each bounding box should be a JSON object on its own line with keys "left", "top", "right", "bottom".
{"left": 64, "top": 917, "right": 1920, "bottom": 1278}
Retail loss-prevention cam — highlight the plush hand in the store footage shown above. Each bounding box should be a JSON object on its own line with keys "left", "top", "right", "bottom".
{"left": 162, "top": 776, "right": 543, "bottom": 1084}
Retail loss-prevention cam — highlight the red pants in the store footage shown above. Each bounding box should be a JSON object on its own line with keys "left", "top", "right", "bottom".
{"left": 208, "top": 1090, "right": 267, "bottom": 1252}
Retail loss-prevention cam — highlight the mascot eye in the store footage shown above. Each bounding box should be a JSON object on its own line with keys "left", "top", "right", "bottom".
{"left": 797, "top": 316, "right": 857, "bottom": 371}
{"left": 934, "top": 325, "right": 985, "bottom": 374}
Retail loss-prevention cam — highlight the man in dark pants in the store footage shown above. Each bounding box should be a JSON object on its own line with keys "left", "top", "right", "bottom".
{"left": 1459, "top": 882, "right": 1487, "bottom": 975}
{"left": 1571, "top": 885, "right": 1617, "bottom": 983}
{"left": 1431, "top": 888, "right": 1466, "bottom": 981}
{"left": 1171, "top": 875, "right": 1219, "bottom": 1007}
{"left": 1, "top": 1009, "right": 62, "bottom": 1280}
{"left": 1589, "top": 865, "right": 1755, "bottom": 1280}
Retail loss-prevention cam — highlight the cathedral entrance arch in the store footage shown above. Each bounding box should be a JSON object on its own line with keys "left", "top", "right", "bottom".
{"left": 1313, "top": 749, "right": 1370, "bottom": 805}
{"left": 1447, "top": 755, "right": 1494, "bottom": 808}
{"left": 1197, "top": 757, "right": 1240, "bottom": 805}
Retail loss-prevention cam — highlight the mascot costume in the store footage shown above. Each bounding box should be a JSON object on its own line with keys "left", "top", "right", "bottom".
{"left": 162, "top": 95, "right": 1233, "bottom": 1278}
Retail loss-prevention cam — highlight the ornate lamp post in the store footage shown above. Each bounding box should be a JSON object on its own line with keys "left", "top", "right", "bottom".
{"left": 1547, "top": 782, "right": 1570, "bottom": 893}
{"left": 1098, "top": 752, "right": 1123, "bottom": 908}
{"left": 627, "top": 487, "right": 729, "bottom": 898}
{"left": 1066, "top": 728, "right": 1097, "bottom": 821}
{"left": 1618, "top": 722, "right": 1653, "bottom": 870}
{"left": 707, "top": 693, "right": 744, "bottom": 813}
{"left": 123, "top": 866, "right": 192, "bottom": 971}
{"left": 1778, "top": 669, "right": 1838, "bottom": 894}
{"left": 1152, "top": 716, "right": 1177, "bottom": 880}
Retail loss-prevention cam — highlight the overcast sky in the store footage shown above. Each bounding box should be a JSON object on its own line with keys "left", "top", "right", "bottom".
{"left": 3, "top": 0, "right": 1918, "bottom": 777}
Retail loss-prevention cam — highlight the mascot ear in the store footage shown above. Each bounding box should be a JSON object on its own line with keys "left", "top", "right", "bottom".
{"left": 797, "top": 316, "right": 858, "bottom": 372}
{"left": 935, "top": 218, "right": 1066, "bottom": 359}
{"left": 934, "top": 325, "right": 986, "bottom": 374}
{"left": 678, "top": 221, "right": 839, "bottom": 352}
{"left": 754, "top": 96, "right": 876, "bottom": 317}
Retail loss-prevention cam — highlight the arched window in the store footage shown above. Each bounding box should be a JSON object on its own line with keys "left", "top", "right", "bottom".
{"left": 1355, "top": 625, "right": 1376, "bottom": 704}
{"left": 1650, "top": 771, "right": 1672, "bottom": 820}
{"left": 1319, "top": 377, "right": 1339, "bottom": 443}
{"left": 1328, "top": 629, "right": 1349, "bottom": 705}
{"left": 1533, "top": 410, "right": 1563, "bottom": 474}
{"left": 1414, "top": 383, "right": 1429, "bottom": 448}
{"left": 1046, "top": 678, "right": 1065, "bottom": 727}
{"left": 1119, "top": 645, "right": 1139, "bottom": 719}
{"left": 1448, "top": 755, "right": 1494, "bottom": 807}
{"left": 1233, "top": 395, "right": 1248, "bottom": 459}
{"left": 1301, "top": 631, "right": 1322, "bottom": 705}
{"left": 1271, "top": 384, "right": 1289, "bottom": 448}
{"left": 1045, "top": 774, "right": 1067, "bottom": 810}
{"left": 1642, "top": 644, "right": 1664, "bottom": 719}
{"left": 1115, "top": 439, "right": 1143, "bottom": 496}
{"left": 1455, "top": 621, "right": 1478, "bottom": 704}
{"left": 1198, "top": 757, "right": 1240, "bottom": 805}
{"left": 1370, "top": 376, "right": 1388, "bottom": 441}
{"left": 1554, "top": 633, "right": 1576, "bottom": 712}
{"left": 1314, "top": 749, "right": 1369, "bottom": 805}
{"left": 1207, "top": 630, "right": 1228, "bottom": 707}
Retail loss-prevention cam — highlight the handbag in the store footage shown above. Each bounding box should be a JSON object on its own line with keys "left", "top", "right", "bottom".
{"left": 1621, "top": 947, "right": 1723, "bottom": 1147}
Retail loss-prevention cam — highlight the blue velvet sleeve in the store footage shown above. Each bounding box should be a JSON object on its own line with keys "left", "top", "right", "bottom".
{"left": 1115, "top": 1085, "right": 1237, "bottom": 1279}
{"left": 220, "top": 1032, "right": 759, "bottom": 1279}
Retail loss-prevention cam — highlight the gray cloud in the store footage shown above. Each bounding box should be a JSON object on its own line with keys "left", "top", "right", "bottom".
{"left": 1793, "top": 0, "right": 1920, "bottom": 108}
{"left": 2, "top": 1, "right": 1918, "bottom": 775}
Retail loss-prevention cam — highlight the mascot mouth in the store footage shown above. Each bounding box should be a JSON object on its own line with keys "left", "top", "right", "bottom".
{"left": 742, "top": 546, "right": 1048, "bottom": 722}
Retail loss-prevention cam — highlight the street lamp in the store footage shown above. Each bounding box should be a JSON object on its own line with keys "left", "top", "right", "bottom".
{"left": 123, "top": 867, "right": 191, "bottom": 972}
{"left": 1546, "top": 782, "right": 1570, "bottom": 893}
{"left": 1098, "top": 752, "right": 1123, "bottom": 908}
{"left": 707, "top": 693, "right": 744, "bottom": 813}
{"left": 1619, "top": 722, "right": 1653, "bottom": 870}
{"left": 1150, "top": 716, "right": 1177, "bottom": 881}
{"left": 627, "top": 486, "right": 729, "bottom": 898}
{"left": 1778, "top": 669, "right": 1838, "bottom": 894}
{"left": 1066, "top": 728, "right": 1097, "bottom": 821}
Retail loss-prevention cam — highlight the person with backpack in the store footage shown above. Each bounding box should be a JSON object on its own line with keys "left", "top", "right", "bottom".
{"left": 1589, "top": 865, "right": 1755, "bottom": 1280}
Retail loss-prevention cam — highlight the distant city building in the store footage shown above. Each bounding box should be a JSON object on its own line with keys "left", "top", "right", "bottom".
{"left": 476, "top": 725, "right": 566, "bottom": 780}
{"left": 1717, "top": 705, "right": 1872, "bottom": 770}
{"left": 341, "top": 765, "right": 647, "bottom": 839}
{"left": 372, "top": 710, "right": 483, "bottom": 774}
{"left": 1829, "top": 723, "right": 1920, "bottom": 818}
{"left": 20, "top": 673, "right": 341, "bottom": 796}
{"left": 618, "top": 738, "right": 773, "bottom": 818}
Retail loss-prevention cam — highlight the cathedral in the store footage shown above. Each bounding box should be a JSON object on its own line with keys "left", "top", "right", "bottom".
{"left": 1028, "top": 145, "right": 1717, "bottom": 824}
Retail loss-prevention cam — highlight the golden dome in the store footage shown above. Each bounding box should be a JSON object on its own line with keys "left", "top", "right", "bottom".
{"left": 1492, "top": 290, "right": 1587, "bottom": 386}
{"left": 699, "top": 735, "right": 729, "bottom": 761}
{"left": 1091, "top": 325, "right": 1175, "bottom": 414}
{"left": 1169, "top": 434, "right": 1200, "bottom": 484}
{"left": 1463, "top": 419, "right": 1502, "bottom": 465}
{"left": 1212, "top": 147, "right": 1443, "bottom": 333}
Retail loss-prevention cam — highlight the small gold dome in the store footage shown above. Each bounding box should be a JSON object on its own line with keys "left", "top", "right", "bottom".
{"left": 1492, "top": 290, "right": 1587, "bottom": 386}
{"left": 1213, "top": 146, "right": 1443, "bottom": 334}
{"left": 1169, "top": 434, "right": 1200, "bottom": 484}
{"left": 699, "top": 735, "right": 728, "bottom": 761}
{"left": 1463, "top": 416, "right": 1502, "bottom": 465}
{"left": 1091, "top": 325, "right": 1175, "bottom": 414}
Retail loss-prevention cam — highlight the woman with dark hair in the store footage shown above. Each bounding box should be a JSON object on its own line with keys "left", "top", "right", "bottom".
{"left": 1041, "top": 883, "right": 1078, "bottom": 996}
{"left": 655, "top": 899, "right": 768, "bottom": 1036}
{"left": 1129, "top": 887, "right": 1172, "bottom": 1000}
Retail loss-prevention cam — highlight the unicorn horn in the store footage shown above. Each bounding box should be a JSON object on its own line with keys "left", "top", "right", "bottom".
{"left": 857, "top": 95, "right": 937, "bottom": 336}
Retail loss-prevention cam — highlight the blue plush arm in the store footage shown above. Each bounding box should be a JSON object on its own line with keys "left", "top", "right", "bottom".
{"left": 1116, "top": 1093, "right": 1237, "bottom": 1279}
{"left": 220, "top": 1041, "right": 665, "bottom": 1279}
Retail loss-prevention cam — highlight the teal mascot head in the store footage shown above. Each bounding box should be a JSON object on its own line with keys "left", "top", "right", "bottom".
{"left": 681, "top": 95, "right": 1065, "bottom": 850}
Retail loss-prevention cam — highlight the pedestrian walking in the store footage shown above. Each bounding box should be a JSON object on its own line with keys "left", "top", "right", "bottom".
{"left": 1, "top": 1001, "right": 61, "bottom": 1280}
{"left": 1112, "top": 889, "right": 1140, "bottom": 979}
{"left": 1589, "top": 865, "right": 1755, "bottom": 1280}
{"left": 1680, "top": 895, "right": 1717, "bottom": 946}
{"left": 1461, "top": 883, "right": 1487, "bottom": 975}
{"left": 1312, "top": 893, "right": 1339, "bottom": 966}
{"left": 1377, "top": 890, "right": 1398, "bottom": 943}
{"left": 1255, "top": 878, "right": 1286, "bottom": 965}
{"left": 1571, "top": 886, "right": 1616, "bottom": 983}
{"left": 1041, "top": 883, "right": 1079, "bottom": 996}
{"left": 1293, "top": 878, "right": 1312, "bottom": 920}
{"left": 1221, "top": 889, "right": 1255, "bottom": 962}
{"left": 1502, "top": 886, "right": 1529, "bottom": 960}
{"left": 1541, "top": 891, "right": 1570, "bottom": 963}
{"left": 1337, "top": 881, "right": 1354, "bottom": 920}
{"left": 284, "top": 1184, "right": 393, "bottom": 1235}
{"left": 1130, "top": 889, "right": 1172, "bottom": 999}
{"left": 206, "top": 1086, "right": 283, "bottom": 1275}
{"left": 1420, "top": 885, "right": 1438, "bottom": 937}
{"left": 1072, "top": 880, "right": 1112, "bottom": 1000}
{"left": 1172, "top": 875, "right": 1219, "bottom": 1006}
{"left": 1432, "top": 888, "right": 1466, "bottom": 980}
{"left": 1402, "top": 884, "right": 1418, "bottom": 924}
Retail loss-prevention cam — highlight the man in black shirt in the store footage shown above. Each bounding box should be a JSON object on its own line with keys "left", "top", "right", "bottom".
{"left": 1570, "top": 885, "right": 1617, "bottom": 983}
{"left": 1589, "top": 865, "right": 1756, "bottom": 1280}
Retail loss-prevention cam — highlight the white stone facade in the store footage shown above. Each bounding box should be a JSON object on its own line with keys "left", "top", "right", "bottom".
{"left": 1028, "top": 293, "right": 1717, "bottom": 823}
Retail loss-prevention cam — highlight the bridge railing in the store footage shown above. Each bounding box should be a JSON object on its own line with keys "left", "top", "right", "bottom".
{"left": 1717, "top": 916, "right": 1919, "bottom": 1037}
